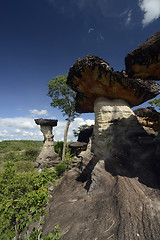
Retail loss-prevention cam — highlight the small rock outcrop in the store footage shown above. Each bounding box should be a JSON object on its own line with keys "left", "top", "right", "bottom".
{"left": 34, "top": 118, "right": 59, "bottom": 167}
{"left": 134, "top": 107, "right": 160, "bottom": 133}
{"left": 125, "top": 31, "right": 160, "bottom": 80}
{"left": 69, "top": 141, "right": 87, "bottom": 156}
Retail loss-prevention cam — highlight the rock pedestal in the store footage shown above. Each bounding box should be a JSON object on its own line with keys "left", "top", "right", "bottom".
{"left": 35, "top": 119, "right": 59, "bottom": 167}
{"left": 92, "top": 97, "right": 136, "bottom": 160}
{"left": 91, "top": 97, "right": 158, "bottom": 184}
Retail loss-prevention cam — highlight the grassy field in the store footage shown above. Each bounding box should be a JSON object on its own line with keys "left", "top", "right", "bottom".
{"left": 0, "top": 140, "right": 43, "bottom": 167}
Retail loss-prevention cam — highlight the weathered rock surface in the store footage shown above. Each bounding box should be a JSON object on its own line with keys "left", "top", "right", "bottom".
{"left": 35, "top": 119, "right": 59, "bottom": 167}
{"left": 134, "top": 107, "right": 160, "bottom": 132}
{"left": 34, "top": 118, "right": 58, "bottom": 127}
{"left": 43, "top": 152, "right": 160, "bottom": 240}
{"left": 125, "top": 31, "right": 160, "bottom": 80}
{"left": 67, "top": 54, "right": 160, "bottom": 113}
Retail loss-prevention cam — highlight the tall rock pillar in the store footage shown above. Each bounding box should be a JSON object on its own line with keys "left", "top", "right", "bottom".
{"left": 35, "top": 118, "right": 59, "bottom": 167}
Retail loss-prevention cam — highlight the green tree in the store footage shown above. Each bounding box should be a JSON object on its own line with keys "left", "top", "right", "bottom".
{"left": 149, "top": 98, "right": 160, "bottom": 111}
{"left": 47, "top": 74, "right": 79, "bottom": 161}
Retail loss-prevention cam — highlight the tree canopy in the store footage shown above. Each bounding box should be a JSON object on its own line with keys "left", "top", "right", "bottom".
{"left": 47, "top": 74, "right": 79, "bottom": 160}
{"left": 47, "top": 74, "right": 79, "bottom": 121}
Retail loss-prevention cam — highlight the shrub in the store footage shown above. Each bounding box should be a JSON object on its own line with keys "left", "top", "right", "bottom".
{"left": 0, "top": 162, "right": 58, "bottom": 239}
{"left": 54, "top": 141, "right": 63, "bottom": 159}
{"left": 54, "top": 162, "right": 68, "bottom": 176}
{"left": 15, "top": 161, "right": 34, "bottom": 173}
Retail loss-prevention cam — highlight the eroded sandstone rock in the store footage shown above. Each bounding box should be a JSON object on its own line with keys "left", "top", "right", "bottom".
{"left": 35, "top": 118, "right": 59, "bottom": 167}
{"left": 67, "top": 54, "right": 160, "bottom": 113}
{"left": 134, "top": 107, "right": 160, "bottom": 133}
{"left": 125, "top": 31, "right": 160, "bottom": 80}
{"left": 41, "top": 39, "right": 160, "bottom": 239}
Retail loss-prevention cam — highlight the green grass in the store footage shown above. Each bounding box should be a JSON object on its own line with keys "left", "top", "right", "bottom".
{"left": 0, "top": 140, "right": 43, "bottom": 153}
{"left": 0, "top": 140, "right": 43, "bottom": 164}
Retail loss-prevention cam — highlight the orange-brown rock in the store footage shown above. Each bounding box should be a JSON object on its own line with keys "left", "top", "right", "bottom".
{"left": 125, "top": 31, "right": 160, "bottom": 80}
{"left": 67, "top": 55, "right": 160, "bottom": 113}
{"left": 134, "top": 107, "right": 160, "bottom": 132}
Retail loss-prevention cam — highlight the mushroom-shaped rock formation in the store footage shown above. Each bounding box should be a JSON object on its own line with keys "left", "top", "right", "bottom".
{"left": 67, "top": 54, "right": 160, "bottom": 113}
{"left": 39, "top": 45, "right": 160, "bottom": 238}
{"left": 34, "top": 118, "right": 59, "bottom": 167}
{"left": 67, "top": 54, "right": 160, "bottom": 161}
{"left": 134, "top": 107, "right": 160, "bottom": 133}
{"left": 125, "top": 31, "right": 160, "bottom": 80}
{"left": 38, "top": 54, "right": 159, "bottom": 239}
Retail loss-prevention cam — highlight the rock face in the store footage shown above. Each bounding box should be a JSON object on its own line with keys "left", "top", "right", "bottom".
{"left": 134, "top": 107, "right": 160, "bottom": 133}
{"left": 67, "top": 54, "right": 160, "bottom": 113}
{"left": 35, "top": 119, "right": 59, "bottom": 167}
{"left": 125, "top": 31, "right": 160, "bottom": 80}
{"left": 43, "top": 151, "right": 160, "bottom": 240}
{"left": 92, "top": 97, "right": 142, "bottom": 159}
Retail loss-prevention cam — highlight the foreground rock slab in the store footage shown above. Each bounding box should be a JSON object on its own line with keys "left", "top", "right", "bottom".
{"left": 43, "top": 159, "right": 160, "bottom": 240}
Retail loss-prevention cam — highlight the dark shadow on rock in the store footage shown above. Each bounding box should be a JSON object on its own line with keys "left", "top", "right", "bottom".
{"left": 76, "top": 154, "right": 99, "bottom": 191}
{"left": 77, "top": 115, "right": 160, "bottom": 190}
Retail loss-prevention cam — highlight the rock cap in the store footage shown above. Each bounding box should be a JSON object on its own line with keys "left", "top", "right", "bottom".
{"left": 34, "top": 118, "right": 58, "bottom": 126}
{"left": 67, "top": 54, "right": 160, "bottom": 113}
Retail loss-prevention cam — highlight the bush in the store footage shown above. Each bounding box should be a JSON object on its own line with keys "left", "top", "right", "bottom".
{"left": 54, "top": 141, "right": 63, "bottom": 159}
{"left": 54, "top": 162, "right": 68, "bottom": 176}
{"left": 0, "top": 162, "right": 58, "bottom": 239}
{"left": 15, "top": 161, "right": 34, "bottom": 173}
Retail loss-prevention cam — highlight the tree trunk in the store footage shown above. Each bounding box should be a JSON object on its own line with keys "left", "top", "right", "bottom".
{"left": 62, "top": 114, "right": 71, "bottom": 161}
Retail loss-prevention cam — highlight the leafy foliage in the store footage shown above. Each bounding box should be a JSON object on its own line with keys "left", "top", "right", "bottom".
{"left": 149, "top": 98, "right": 160, "bottom": 111}
{"left": 0, "top": 162, "right": 59, "bottom": 239}
{"left": 47, "top": 74, "right": 79, "bottom": 121}
{"left": 0, "top": 140, "right": 77, "bottom": 239}
{"left": 54, "top": 141, "right": 64, "bottom": 159}
{"left": 54, "top": 145, "right": 74, "bottom": 176}
{"left": 25, "top": 224, "right": 62, "bottom": 239}
{"left": 47, "top": 74, "right": 80, "bottom": 160}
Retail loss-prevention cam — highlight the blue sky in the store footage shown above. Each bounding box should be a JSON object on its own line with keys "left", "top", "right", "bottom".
{"left": 0, "top": 0, "right": 160, "bottom": 141}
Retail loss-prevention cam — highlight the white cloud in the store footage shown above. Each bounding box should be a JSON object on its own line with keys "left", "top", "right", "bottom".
{"left": 0, "top": 130, "right": 14, "bottom": 138}
{"left": 139, "top": 0, "right": 160, "bottom": 26}
{"left": 88, "top": 28, "right": 94, "bottom": 34}
{"left": 54, "top": 117, "right": 94, "bottom": 141}
{"left": 29, "top": 109, "right": 48, "bottom": 116}
{"left": 0, "top": 118, "right": 37, "bottom": 130}
{"left": 125, "top": 10, "right": 132, "bottom": 25}
{"left": 99, "top": 33, "right": 104, "bottom": 41}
